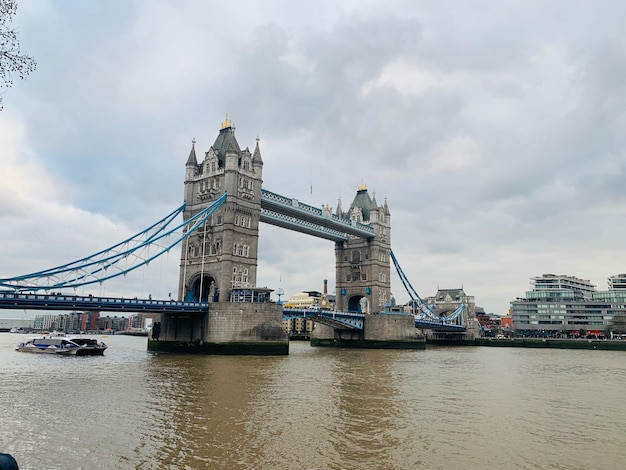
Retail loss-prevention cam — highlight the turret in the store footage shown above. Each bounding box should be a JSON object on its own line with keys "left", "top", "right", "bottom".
{"left": 184, "top": 138, "right": 199, "bottom": 204}
{"left": 252, "top": 136, "right": 263, "bottom": 169}
{"left": 185, "top": 138, "right": 199, "bottom": 180}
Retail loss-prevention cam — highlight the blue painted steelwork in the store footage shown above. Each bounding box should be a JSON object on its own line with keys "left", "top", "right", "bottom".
{"left": 283, "top": 308, "right": 364, "bottom": 330}
{"left": 260, "top": 209, "right": 348, "bottom": 242}
{"left": 414, "top": 319, "right": 466, "bottom": 332}
{"left": 283, "top": 307, "right": 466, "bottom": 332}
{"left": 0, "top": 193, "right": 228, "bottom": 292}
{"left": 260, "top": 189, "right": 375, "bottom": 240}
{"left": 390, "top": 250, "right": 467, "bottom": 331}
{"left": 0, "top": 291, "right": 208, "bottom": 314}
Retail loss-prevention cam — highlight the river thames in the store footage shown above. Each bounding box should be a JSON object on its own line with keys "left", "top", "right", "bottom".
{"left": 1, "top": 333, "right": 625, "bottom": 469}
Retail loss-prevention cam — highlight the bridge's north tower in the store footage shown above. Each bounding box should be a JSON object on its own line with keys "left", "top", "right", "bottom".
{"left": 334, "top": 184, "right": 392, "bottom": 313}
{"left": 178, "top": 116, "right": 263, "bottom": 302}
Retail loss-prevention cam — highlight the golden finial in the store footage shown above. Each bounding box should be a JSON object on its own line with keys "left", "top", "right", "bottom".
{"left": 357, "top": 180, "right": 367, "bottom": 191}
{"left": 220, "top": 113, "right": 232, "bottom": 130}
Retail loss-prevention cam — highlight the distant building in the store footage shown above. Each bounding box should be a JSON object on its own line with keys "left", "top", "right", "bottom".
{"left": 500, "top": 316, "right": 513, "bottom": 336}
{"left": 284, "top": 292, "right": 320, "bottom": 309}
{"left": 510, "top": 274, "right": 626, "bottom": 338}
{"left": 98, "top": 315, "right": 129, "bottom": 332}
{"left": 32, "top": 312, "right": 101, "bottom": 332}
{"left": 282, "top": 315, "right": 314, "bottom": 340}
{"left": 475, "top": 307, "right": 501, "bottom": 336}
{"left": 426, "top": 287, "right": 476, "bottom": 327}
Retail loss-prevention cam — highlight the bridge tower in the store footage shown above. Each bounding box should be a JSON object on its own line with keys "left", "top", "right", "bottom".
{"left": 151, "top": 117, "right": 287, "bottom": 355}
{"left": 179, "top": 116, "right": 263, "bottom": 302}
{"left": 334, "top": 184, "right": 392, "bottom": 313}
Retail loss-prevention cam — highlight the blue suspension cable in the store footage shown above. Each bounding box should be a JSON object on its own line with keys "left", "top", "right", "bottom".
{"left": 0, "top": 193, "right": 228, "bottom": 292}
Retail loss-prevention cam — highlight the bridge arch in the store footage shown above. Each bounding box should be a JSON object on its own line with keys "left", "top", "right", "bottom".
{"left": 186, "top": 272, "right": 218, "bottom": 302}
{"left": 347, "top": 294, "right": 370, "bottom": 314}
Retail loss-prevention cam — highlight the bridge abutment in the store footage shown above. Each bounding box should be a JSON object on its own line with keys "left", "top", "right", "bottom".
{"left": 311, "top": 313, "right": 425, "bottom": 349}
{"left": 148, "top": 302, "right": 288, "bottom": 355}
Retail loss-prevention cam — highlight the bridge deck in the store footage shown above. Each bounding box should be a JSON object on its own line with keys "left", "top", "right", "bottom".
{"left": 0, "top": 292, "right": 209, "bottom": 314}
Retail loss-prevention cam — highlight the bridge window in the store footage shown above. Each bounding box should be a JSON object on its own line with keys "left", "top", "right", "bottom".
{"left": 240, "top": 178, "right": 253, "bottom": 190}
{"left": 234, "top": 215, "right": 252, "bottom": 228}
{"left": 233, "top": 243, "right": 250, "bottom": 257}
{"left": 232, "top": 267, "right": 249, "bottom": 287}
{"left": 362, "top": 273, "right": 367, "bottom": 281}
{"left": 379, "top": 273, "right": 386, "bottom": 282}
{"left": 352, "top": 251, "right": 361, "bottom": 263}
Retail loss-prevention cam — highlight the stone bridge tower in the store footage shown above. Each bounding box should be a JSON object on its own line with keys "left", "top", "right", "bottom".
{"left": 178, "top": 116, "right": 263, "bottom": 302}
{"left": 334, "top": 184, "right": 392, "bottom": 313}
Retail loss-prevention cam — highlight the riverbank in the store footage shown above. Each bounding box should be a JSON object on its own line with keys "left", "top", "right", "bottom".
{"left": 428, "top": 337, "right": 626, "bottom": 350}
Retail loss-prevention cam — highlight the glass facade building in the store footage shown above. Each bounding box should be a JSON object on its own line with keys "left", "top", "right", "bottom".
{"left": 511, "top": 274, "right": 626, "bottom": 337}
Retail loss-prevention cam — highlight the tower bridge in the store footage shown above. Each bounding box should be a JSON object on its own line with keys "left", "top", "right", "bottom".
{"left": 0, "top": 116, "right": 475, "bottom": 353}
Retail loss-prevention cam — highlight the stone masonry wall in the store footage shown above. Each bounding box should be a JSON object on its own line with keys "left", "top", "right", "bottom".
{"left": 363, "top": 314, "right": 422, "bottom": 341}
{"left": 206, "top": 302, "right": 287, "bottom": 343}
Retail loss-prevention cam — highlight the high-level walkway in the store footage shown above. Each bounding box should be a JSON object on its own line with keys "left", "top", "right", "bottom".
{"left": 260, "top": 189, "right": 375, "bottom": 241}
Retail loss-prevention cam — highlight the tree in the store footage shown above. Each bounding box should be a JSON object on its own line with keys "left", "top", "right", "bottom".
{"left": 0, "top": 0, "right": 36, "bottom": 110}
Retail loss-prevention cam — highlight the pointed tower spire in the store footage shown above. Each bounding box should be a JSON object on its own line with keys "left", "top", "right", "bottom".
{"left": 186, "top": 137, "right": 198, "bottom": 166}
{"left": 252, "top": 135, "right": 263, "bottom": 165}
{"left": 335, "top": 196, "right": 343, "bottom": 216}
{"left": 371, "top": 191, "right": 378, "bottom": 209}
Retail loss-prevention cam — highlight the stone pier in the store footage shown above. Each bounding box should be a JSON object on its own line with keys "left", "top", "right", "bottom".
{"left": 148, "top": 302, "right": 288, "bottom": 355}
{"left": 310, "top": 313, "right": 425, "bottom": 349}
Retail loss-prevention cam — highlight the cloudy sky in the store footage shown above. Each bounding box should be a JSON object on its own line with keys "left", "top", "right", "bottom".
{"left": 1, "top": 0, "right": 625, "bottom": 316}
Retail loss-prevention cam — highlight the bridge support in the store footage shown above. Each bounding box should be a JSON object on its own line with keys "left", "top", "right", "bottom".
{"left": 311, "top": 313, "right": 425, "bottom": 349}
{"left": 148, "top": 303, "right": 288, "bottom": 355}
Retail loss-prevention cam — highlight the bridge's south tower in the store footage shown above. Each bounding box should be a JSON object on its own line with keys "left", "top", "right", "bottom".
{"left": 334, "top": 184, "right": 392, "bottom": 313}
{"left": 178, "top": 117, "right": 263, "bottom": 302}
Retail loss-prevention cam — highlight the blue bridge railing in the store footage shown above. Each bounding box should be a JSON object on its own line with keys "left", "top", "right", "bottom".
{"left": 283, "top": 308, "right": 466, "bottom": 332}
{"left": 0, "top": 291, "right": 208, "bottom": 314}
{"left": 282, "top": 308, "right": 365, "bottom": 330}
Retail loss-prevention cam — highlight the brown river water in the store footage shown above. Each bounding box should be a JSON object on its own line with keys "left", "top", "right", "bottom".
{"left": 1, "top": 333, "right": 625, "bottom": 469}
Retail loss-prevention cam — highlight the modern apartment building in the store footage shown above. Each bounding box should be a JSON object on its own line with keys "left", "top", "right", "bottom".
{"left": 511, "top": 274, "right": 626, "bottom": 337}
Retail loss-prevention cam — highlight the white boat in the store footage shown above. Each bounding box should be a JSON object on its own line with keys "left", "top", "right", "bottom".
{"left": 9, "top": 327, "right": 30, "bottom": 334}
{"left": 15, "top": 336, "right": 107, "bottom": 356}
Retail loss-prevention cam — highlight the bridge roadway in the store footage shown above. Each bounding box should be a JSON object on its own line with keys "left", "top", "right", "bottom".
{"left": 0, "top": 292, "right": 466, "bottom": 332}
{"left": 283, "top": 308, "right": 466, "bottom": 332}
{"left": 0, "top": 291, "right": 208, "bottom": 314}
